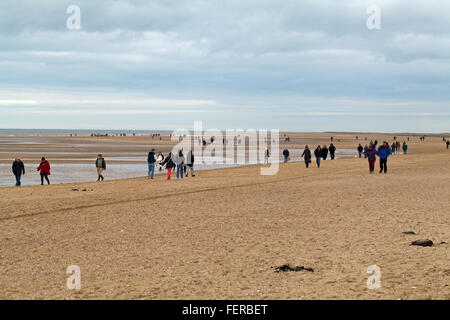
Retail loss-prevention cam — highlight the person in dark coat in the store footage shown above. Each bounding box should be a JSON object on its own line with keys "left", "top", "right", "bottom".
{"left": 301, "top": 145, "right": 312, "bottom": 168}
{"left": 12, "top": 158, "right": 25, "bottom": 186}
{"left": 96, "top": 154, "right": 106, "bottom": 181}
{"left": 282, "top": 149, "right": 290, "bottom": 163}
{"left": 329, "top": 143, "right": 336, "bottom": 160}
{"left": 402, "top": 142, "right": 408, "bottom": 154}
{"left": 37, "top": 157, "right": 51, "bottom": 185}
{"left": 185, "top": 150, "right": 195, "bottom": 177}
{"left": 162, "top": 152, "right": 176, "bottom": 180}
{"left": 321, "top": 145, "right": 329, "bottom": 160}
{"left": 357, "top": 144, "right": 364, "bottom": 158}
{"left": 314, "top": 146, "right": 322, "bottom": 168}
{"left": 147, "top": 148, "right": 156, "bottom": 179}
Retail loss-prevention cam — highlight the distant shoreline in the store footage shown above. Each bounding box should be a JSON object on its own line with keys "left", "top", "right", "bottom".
{"left": 0, "top": 128, "right": 449, "bottom": 137}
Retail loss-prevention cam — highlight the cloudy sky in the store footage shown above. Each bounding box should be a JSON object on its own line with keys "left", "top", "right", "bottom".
{"left": 1, "top": 0, "right": 449, "bottom": 132}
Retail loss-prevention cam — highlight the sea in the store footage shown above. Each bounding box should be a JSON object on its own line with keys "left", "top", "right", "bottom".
{"left": 0, "top": 129, "right": 172, "bottom": 136}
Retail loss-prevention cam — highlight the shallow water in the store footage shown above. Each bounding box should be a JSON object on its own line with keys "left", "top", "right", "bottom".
{"left": 0, "top": 148, "right": 359, "bottom": 187}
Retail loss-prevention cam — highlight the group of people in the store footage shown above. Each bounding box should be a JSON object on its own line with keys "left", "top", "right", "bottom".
{"left": 284, "top": 139, "right": 413, "bottom": 174}
{"left": 281, "top": 143, "right": 337, "bottom": 168}
{"left": 147, "top": 149, "right": 195, "bottom": 180}
{"left": 299, "top": 143, "right": 337, "bottom": 168}
{"left": 9, "top": 136, "right": 449, "bottom": 186}
{"left": 363, "top": 141, "right": 392, "bottom": 174}
{"left": 10, "top": 149, "right": 197, "bottom": 186}
{"left": 12, "top": 157, "right": 51, "bottom": 187}
{"left": 357, "top": 140, "right": 408, "bottom": 158}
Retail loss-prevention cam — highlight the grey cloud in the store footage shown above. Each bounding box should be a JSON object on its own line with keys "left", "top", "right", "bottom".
{"left": 0, "top": 0, "right": 449, "bottom": 131}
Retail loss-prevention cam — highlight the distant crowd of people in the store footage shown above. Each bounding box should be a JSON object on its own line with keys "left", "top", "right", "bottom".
{"left": 9, "top": 136, "right": 450, "bottom": 186}
{"left": 282, "top": 143, "right": 337, "bottom": 168}
{"left": 281, "top": 139, "right": 413, "bottom": 174}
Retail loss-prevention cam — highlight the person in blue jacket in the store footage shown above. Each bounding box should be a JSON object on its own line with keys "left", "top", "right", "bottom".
{"left": 377, "top": 141, "right": 392, "bottom": 174}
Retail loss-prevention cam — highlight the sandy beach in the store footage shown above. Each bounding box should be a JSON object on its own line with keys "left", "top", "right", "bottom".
{"left": 0, "top": 133, "right": 449, "bottom": 299}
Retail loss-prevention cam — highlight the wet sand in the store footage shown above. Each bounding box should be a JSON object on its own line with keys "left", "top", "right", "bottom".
{"left": 1, "top": 133, "right": 359, "bottom": 186}
{"left": 0, "top": 132, "right": 449, "bottom": 299}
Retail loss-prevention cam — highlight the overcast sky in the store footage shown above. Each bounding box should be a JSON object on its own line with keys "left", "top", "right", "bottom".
{"left": 1, "top": 0, "right": 449, "bottom": 132}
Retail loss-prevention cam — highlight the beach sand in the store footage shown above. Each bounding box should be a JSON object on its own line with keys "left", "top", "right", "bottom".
{"left": 0, "top": 133, "right": 449, "bottom": 299}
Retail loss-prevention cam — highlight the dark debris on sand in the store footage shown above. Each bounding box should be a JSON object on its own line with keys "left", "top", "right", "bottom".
{"left": 274, "top": 264, "right": 314, "bottom": 273}
{"left": 410, "top": 239, "right": 434, "bottom": 247}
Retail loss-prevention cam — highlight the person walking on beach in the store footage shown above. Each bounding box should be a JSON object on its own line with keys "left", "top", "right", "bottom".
{"left": 446, "top": 140, "right": 449, "bottom": 149}
{"left": 96, "top": 154, "right": 106, "bottom": 181}
{"left": 357, "top": 144, "right": 364, "bottom": 158}
{"left": 363, "top": 144, "right": 369, "bottom": 158}
{"left": 321, "top": 145, "right": 328, "bottom": 160}
{"left": 391, "top": 142, "right": 396, "bottom": 155}
{"left": 185, "top": 150, "right": 195, "bottom": 177}
{"left": 37, "top": 157, "right": 51, "bottom": 185}
{"left": 173, "top": 150, "right": 185, "bottom": 179}
{"left": 156, "top": 152, "right": 165, "bottom": 171}
{"left": 162, "top": 152, "right": 175, "bottom": 180}
{"left": 301, "top": 146, "right": 312, "bottom": 168}
{"left": 264, "top": 148, "right": 270, "bottom": 164}
{"left": 377, "top": 142, "right": 391, "bottom": 174}
{"left": 12, "top": 158, "right": 25, "bottom": 186}
{"left": 314, "top": 146, "right": 322, "bottom": 168}
{"left": 363, "top": 144, "right": 377, "bottom": 174}
{"left": 283, "top": 149, "right": 290, "bottom": 163}
{"left": 183, "top": 152, "right": 188, "bottom": 175}
{"left": 402, "top": 142, "right": 408, "bottom": 154}
{"left": 329, "top": 143, "right": 336, "bottom": 160}
{"left": 147, "top": 148, "right": 156, "bottom": 179}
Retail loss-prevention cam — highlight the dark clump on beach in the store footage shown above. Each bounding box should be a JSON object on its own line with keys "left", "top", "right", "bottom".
{"left": 410, "top": 239, "right": 433, "bottom": 247}
{"left": 274, "top": 264, "right": 314, "bottom": 273}
{"left": 403, "top": 231, "right": 416, "bottom": 235}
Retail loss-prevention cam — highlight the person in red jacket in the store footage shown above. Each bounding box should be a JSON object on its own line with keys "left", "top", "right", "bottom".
{"left": 37, "top": 157, "right": 51, "bottom": 185}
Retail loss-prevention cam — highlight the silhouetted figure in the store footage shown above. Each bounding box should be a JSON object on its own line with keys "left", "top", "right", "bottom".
{"left": 12, "top": 158, "right": 25, "bottom": 186}
{"left": 357, "top": 144, "right": 363, "bottom": 158}
{"left": 321, "top": 145, "right": 328, "bottom": 160}
{"left": 329, "top": 143, "right": 336, "bottom": 160}
{"left": 314, "top": 146, "right": 322, "bottom": 168}
{"left": 301, "top": 146, "right": 312, "bottom": 168}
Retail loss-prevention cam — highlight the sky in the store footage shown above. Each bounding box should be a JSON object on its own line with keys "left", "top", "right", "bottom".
{"left": 0, "top": 0, "right": 449, "bottom": 132}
